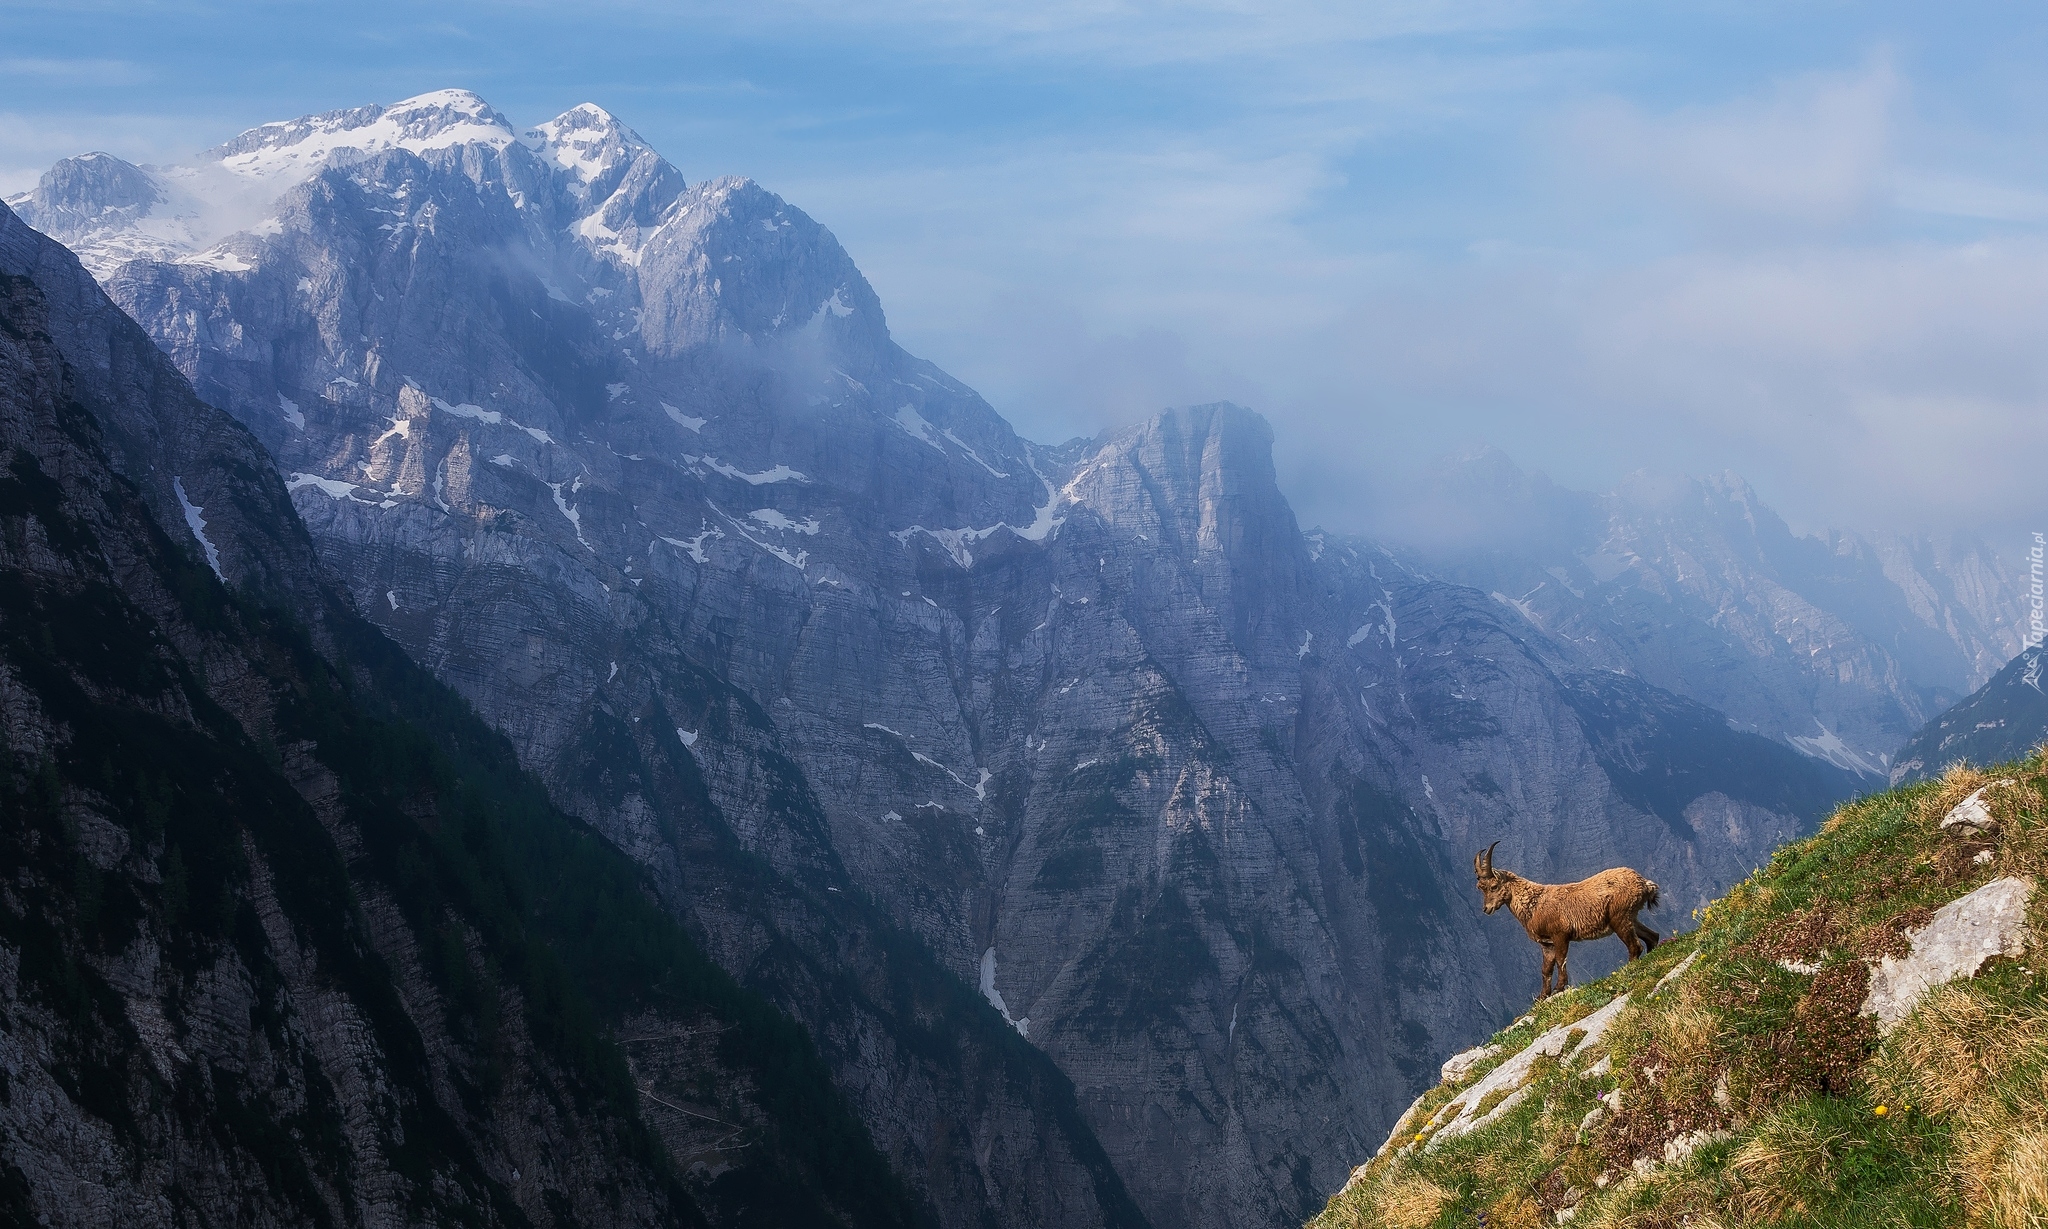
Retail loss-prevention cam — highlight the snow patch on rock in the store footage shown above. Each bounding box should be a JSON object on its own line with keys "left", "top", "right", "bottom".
{"left": 1790, "top": 719, "right": 1886, "bottom": 778}
{"left": 749, "top": 508, "right": 820, "bottom": 534}
{"left": 288, "top": 472, "right": 363, "bottom": 500}
{"left": 692, "top": 456, "right": 806, "bottom": 485}
{"left": 979, "top": 948, "right": 1029, "bottom": 1038}
{"left": 172, "top": 477, "right": 223, "bottom": 579}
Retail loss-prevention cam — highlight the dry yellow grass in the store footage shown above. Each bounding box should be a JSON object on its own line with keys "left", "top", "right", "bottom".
{"left": 1366, "top": 1170, "right": 1456, "bottom": 1229}
{"left": 1982, "top": 1129, "right": 2048, "bottom": 1229}
{"left": 1727, "top": 1113, "right": 1842, "bottom": 1220}
{"left": 1867, "top": 980, "right": 2048, "bottom": 1226}
{"left": 1870, "top": 984, "right": 1998, "bottom": 1117}
{"left": 1483, "top": 1189, "right": 1543, "bottom": 1228}
{"left": 1645, "top": 981, "right": 1720, "bottom": 1066}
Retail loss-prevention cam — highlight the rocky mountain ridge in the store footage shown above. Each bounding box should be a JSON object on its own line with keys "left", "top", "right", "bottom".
{"left": 9, "top": 90, "right": 1893, "bottom": 1228}
{"left": 1891, "top": 638, "right": 2048, "bottom": 785}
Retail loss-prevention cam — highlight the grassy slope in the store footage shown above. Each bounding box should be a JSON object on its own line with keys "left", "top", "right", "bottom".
{"left": 1314, "top": 749, "right": 2048, "bottom": 1229}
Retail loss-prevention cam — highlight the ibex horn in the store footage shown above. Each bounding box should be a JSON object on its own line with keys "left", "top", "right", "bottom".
{"left": 1481, "top": 840, "right": 1499, "bottom": 875}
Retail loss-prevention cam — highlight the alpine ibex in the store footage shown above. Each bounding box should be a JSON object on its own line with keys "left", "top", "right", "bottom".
{"left": 1474, "top": 842, "right": 1660, "bottom": 999}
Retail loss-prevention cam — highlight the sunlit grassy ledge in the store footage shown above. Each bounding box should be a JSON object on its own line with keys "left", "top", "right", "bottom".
{"left": 1313, "top": 751, "right": 2048, "bottom": 1229}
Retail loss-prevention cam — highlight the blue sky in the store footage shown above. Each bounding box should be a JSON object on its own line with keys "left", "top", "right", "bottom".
{"left": 5, "top": 1, "right": 2047, "bottom": 545}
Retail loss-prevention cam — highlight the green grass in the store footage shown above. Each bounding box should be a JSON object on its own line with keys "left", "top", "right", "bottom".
{"left": 1313, "top": 749, "right": 2048, "bottom": 1229}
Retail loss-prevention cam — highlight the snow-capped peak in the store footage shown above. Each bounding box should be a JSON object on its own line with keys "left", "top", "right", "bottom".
{"left": 205, "top": 88, "right": 517, "bottom": 181}
{"left": 522, "top": 104, "right": 684, "bottom": 269}
{"left": 16, "top": 89, "right": 525, "bottom": 277}
{"left": 21, "top": 89, "right": 685, "bottom": 280}
{"left": 521, "top": 103, "right": 656, "bottom": 191}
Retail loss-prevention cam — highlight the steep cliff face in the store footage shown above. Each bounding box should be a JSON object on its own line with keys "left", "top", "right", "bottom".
{"left": 1385, "top": 448, "right": 2022, "bottom": 779}
{"left": 0, "top": 202, "right": 925, "bottom": 1229}
{"left": 18, "top": 91, "right": 1863, "bottom": 1229}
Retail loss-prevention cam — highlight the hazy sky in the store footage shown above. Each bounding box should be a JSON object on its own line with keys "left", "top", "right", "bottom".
{"left": 4, "top": 2, "right": 2046, "bottom": 547}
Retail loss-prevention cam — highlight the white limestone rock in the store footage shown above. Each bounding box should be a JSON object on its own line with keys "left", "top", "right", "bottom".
{"left": 1940, "top": 780, "right": 2015, "bottom": 836}
{"left": 1651, "top": 951, "right": 1700, "bottom": 996}
{"left": 1373, "top": 1090, "right": 1435, "bottom": 1159}
{"left": 1861, "top": 876, "right": 2033, "bottom": 1033}
{"left": 1441, "top": 1042, "right": 1506, "bottom": 1083}
{"left": 1425, "top": 994, "right": 1632, "bottom": 1149}
{"left": 1662, "top": 1128, "right": 1731, "bottom": 1166}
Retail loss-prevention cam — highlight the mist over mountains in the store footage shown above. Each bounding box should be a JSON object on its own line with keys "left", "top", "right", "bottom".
{"left": 1365, "top": 446, "right": 2023, "bottom": 776}
{"left": 0, "top": 89, "right": 2035, "bottom": 1228}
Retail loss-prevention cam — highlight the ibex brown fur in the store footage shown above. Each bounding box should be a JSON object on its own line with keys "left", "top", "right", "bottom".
{"left": 1474, "top": 842, "right": 1660, "bottom": 999}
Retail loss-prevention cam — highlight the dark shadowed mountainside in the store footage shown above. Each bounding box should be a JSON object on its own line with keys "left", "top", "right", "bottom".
{"left": 0, "top": 198, "right": 928, "bottom": 1229}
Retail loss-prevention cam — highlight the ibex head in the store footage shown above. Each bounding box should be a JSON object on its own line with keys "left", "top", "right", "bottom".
{"left": 1473, "top": 841, "right": 1511, "bottom": 914}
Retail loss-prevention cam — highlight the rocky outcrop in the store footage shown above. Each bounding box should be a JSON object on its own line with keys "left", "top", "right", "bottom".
{"left": 17, "top": 91, "right": 1870, "bottom": 1228}
{"left": 1861, "top": 877, "right": 2033, "bottom": 1033}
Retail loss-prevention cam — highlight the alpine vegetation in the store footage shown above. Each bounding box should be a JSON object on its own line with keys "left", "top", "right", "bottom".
{"left": 1319, "top": 752, "right": 2048, "bottom": 1229}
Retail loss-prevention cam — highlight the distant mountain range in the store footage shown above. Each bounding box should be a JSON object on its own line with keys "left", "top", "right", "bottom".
{"left": 2, "top": 89, "right": 2027, "bottom": 1229}
{"left": 1373, "top": 446, "right": 2023, "bottom": 779}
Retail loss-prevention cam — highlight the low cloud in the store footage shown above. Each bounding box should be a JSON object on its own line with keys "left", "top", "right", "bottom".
{"left": 1266, "top": 238, "right": 2048, "bottom": 543}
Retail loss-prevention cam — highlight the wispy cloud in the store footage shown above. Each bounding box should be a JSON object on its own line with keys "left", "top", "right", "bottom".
{"left": 0, "top": 56, "right": 148, "bottom": 85}
{"left": 627, "top": 0, "right": 1549, "bottom": 67}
